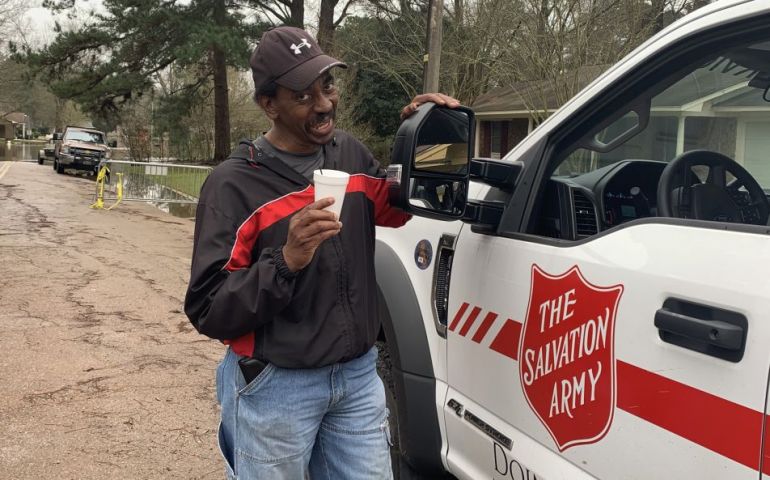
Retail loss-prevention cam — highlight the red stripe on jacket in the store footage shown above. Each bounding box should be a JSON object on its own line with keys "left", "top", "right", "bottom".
{"left": 222, "top": 175, "right": 408, "bottom": 357}
{"left": 224, "top": 186, "right": 314, "bottom": 272}
{"left": 347, "top": 174, "right": 410, "bottom": 228}
{"left": 221, "top": 188, "right": 313, "bottom": 357}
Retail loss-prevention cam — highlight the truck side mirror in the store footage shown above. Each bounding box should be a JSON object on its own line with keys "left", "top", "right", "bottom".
{"left": 387, "top": 103, "right": 474, "bottom": 221}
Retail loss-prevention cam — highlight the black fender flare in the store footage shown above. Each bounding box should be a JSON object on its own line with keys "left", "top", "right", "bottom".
{"left": 375, "top": 240, "right": 445, "bottom": 475}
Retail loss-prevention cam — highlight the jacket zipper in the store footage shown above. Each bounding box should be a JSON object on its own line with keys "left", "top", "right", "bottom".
{"left": 332, "top": 235, "right": 357, "bottom": 357}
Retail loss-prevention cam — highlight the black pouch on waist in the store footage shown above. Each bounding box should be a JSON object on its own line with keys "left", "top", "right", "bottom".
{"left": 238, "top": 357, "right": 267, "bottom": 384}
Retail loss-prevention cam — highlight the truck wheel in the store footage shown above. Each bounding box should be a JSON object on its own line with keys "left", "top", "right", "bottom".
{"left": 55, "top": 160, "right": 64, "bottom": 174}
{"left": 377, "top": 341, "right": 451, "bottom": 480}
{"left": 37, "top": 156, "right": 44, "bottom": 165}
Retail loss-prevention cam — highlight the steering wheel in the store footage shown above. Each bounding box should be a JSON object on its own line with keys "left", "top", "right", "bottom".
{"left": 657, "top": 149, "right": 769, "bottom": 225}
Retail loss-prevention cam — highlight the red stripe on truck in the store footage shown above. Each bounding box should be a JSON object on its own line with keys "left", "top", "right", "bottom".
{"left": 489, "top": 320, "right": 522, "bottom": 361}
{"left": 616, "top": 360, "right": 763, "bottom": 473}
{"left": 449, "top": 302, "right": 470, "bottom": 332}
{"left": 449, "top": 303, "right": 768, "bottom": 473}
{"left": 458, "top": 306, "right": 482, "bottom": 337}
{"left": 471, "top": 312, "right": 498, "bottom": 343}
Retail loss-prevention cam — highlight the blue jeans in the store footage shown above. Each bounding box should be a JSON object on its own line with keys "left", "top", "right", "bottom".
{"left": 216, "top": 346, "right": 393, "bottom": 480}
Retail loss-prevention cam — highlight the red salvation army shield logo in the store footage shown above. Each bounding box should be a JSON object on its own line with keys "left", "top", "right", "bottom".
{"left": 518, "top": 265, "right": 623, "bottom": 451}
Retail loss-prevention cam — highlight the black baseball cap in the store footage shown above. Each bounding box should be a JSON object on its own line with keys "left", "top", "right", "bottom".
{"left": 250, "top": 26, "right": 347, "bottom": 92}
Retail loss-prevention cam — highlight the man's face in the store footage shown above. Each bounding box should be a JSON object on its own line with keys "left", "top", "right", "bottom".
{"left": 261, "top": 73, "right": 339, "bottom": 153}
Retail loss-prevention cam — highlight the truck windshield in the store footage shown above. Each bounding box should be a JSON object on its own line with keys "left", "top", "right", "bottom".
{"left": 65, "top": 130, "right": 105, "bottom": 144}
{"left": 557, "top": 36, "right": 770, "bottom": 187}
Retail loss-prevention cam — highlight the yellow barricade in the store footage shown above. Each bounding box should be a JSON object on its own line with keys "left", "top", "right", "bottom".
{"left": 107, "top": 173, "right": 123, "bottom": 210}
{"left": 91, "top": 166, "right": 123, "bottom": 210}
{"left": 90, "top": 165, "right": 109, "bottom": 209}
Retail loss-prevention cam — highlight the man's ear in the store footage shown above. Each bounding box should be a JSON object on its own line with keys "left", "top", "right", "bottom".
{"left": 257, "top": 95, "right": 279, "bottom": 121}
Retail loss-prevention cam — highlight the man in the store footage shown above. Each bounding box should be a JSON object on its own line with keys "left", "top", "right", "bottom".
{"left": 184, "top": 26, "right": 458, "bottom": 480}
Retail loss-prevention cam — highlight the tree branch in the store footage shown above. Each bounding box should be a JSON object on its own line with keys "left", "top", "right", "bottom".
{"left": 334, "top": 0, "right": 357, "bottom": 28}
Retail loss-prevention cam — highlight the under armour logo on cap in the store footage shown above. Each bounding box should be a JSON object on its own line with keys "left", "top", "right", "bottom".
{"left": 250, "top": 26, "right": 347, "bottom": 92}
{"left": 290, "top": 39, "right": 311, "bottom": 55}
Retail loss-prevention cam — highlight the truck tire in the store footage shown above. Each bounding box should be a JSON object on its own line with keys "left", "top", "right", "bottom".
{"left": 377, "top": 341, "right": 454, "bottom": 480}
{"left": 54, "top": 160, "right": 64, "bottom": 174}
{"left": 37, "top": 156, "right": 44, "bottom": 165}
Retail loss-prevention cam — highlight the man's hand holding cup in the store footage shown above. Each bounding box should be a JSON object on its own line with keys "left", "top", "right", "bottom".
{"left": 282, "top": 169, "right": 350, "bottom": 272}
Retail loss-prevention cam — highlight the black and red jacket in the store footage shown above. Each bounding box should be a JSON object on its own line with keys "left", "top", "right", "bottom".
{"left": 184, "top": 131, "right": 409, "bottom": 368}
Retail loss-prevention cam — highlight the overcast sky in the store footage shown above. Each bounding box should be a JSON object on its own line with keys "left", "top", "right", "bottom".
{"left": 22, "top": 5, "right": 55, "bottom": 45}
{"left": 19, "top": 0, "right": 144, "bottom": 48}
{"left": 18, "top": 0, "right": 328, "bottom": 49}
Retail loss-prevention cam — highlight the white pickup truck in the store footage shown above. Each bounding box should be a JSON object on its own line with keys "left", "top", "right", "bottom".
{"left": 53, "top": 125, "right": 111, "bottom": 175}
{"left": 374, "top": 1, "right": 770, "bottom": 478}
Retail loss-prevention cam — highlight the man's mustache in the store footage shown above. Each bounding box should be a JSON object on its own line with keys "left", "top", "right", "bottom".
{"left": 310, "top": 110, "right": 336, "bottom": 126}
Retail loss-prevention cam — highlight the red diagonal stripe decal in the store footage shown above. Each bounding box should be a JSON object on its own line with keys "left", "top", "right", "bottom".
{"left": 616, "top": 360, "right": 763, "bottom": 473}
{"left": 449, "top": 302, "right": 470, "bottom": 332}
{"left": 472, "top": 312, "right": 498, "bottom": 343}
{"left": 489, "top": 319, "right": 522, "bottom": 360}
{"left": 458, "top": 306, "right": 482, "bottom": 337}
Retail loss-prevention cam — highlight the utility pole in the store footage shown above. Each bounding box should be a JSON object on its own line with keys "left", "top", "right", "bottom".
{"left": 423, "top": 0, "right": 444, "bottom": 93}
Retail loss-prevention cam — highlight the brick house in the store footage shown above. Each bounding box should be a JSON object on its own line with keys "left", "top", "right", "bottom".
{"left": 471, "top": 66, "right": 607, "bottom": 158}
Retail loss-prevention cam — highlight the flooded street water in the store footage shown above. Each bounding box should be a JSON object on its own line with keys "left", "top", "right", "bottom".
{"left": 155, "top": 201, "right": 199, "bottom": 218}
{"left": 0, "top": 141, "right": 200, "bottom": 218}
{"left": 0, "top": 141, "right": 43, "bottom": 162}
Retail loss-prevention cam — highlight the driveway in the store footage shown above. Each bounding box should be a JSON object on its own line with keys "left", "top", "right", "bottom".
{"left": 0, "top": 161, "right": 222, "bottom": 479}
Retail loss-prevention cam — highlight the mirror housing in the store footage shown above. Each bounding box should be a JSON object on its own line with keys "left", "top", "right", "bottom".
{"left": 469, "top": 158, "right": 522, "bottom": 190}
{"left": 387, "top": 102, "right": 475, "bottom": 221}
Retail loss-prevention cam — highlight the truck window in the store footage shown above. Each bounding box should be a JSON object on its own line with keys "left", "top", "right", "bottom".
{"left": 558, "top": 47, "right": 770, "bottom": 181}
{"left": 65, "top": 130, "right": 105, "bottom": 144}
{"left": 535, "top": 34, "right": 770, "bottom": 239}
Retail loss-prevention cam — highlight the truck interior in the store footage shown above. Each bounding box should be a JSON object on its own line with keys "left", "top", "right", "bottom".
{"left": 534, "top": 34, "right": 770, "bottom": 241}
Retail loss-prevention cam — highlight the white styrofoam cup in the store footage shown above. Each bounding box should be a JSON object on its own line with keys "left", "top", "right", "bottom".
{"left": 313, "top": 169, "right": 350, "bottom": 218}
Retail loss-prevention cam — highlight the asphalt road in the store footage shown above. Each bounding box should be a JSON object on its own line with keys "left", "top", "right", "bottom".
{"left": 0, "top": 160, "right": 223, "bottom": 479}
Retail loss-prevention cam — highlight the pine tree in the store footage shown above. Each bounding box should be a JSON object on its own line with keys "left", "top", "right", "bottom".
{"left": 15, "top": 0, "right": 268, "bottom": 163}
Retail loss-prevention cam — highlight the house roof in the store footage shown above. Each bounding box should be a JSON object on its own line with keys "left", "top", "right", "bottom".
{"left": 472, "top": 65, "right": 608, "bottom": 115}
{"left": 2, "top": 112, "right": 27, "bottom": 124}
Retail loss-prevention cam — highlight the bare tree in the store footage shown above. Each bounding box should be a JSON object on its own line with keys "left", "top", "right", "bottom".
{"left": 0, "top": 0, "right": 25, "bottom": 46}
{"left": 339, "top": 1, "right": 427, "bottom": 99}
{"left": 343, "top": 0, "right": 706, "bottom": 115}
{"left": 503, "top": 0, "right": 707, "bottom": 119}
{"left": 442, "top": 0, "right": 526, "bottom": 103}
{"left": 341, "top": 0, "right": 525, "bottom": 103}
{"left": 0, "top": 0, "right": 29, "bottom": 115}
{"left": 317, "top": 0, "right": 358, "bottom": 51}
{"left": 249, "top": 0, "right": 305, "bottom": 26}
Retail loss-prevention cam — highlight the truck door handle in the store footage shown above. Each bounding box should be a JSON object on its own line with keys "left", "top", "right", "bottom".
{"left": 654, "top": 298, "right": 748, "bottom": 362}
{"left": 655, "top": 310, "right": 743, "bottom": 350}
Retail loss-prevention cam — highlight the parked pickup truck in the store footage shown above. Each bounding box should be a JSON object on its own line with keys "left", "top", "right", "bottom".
{"left": 37, "top": 142, "right": 55, "bottom": 165}
{"left": 53, "top": 126, "right": 111, "bottom": 175}
{"left": 374, "top": 1, "right": 770, "bottom": 479}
